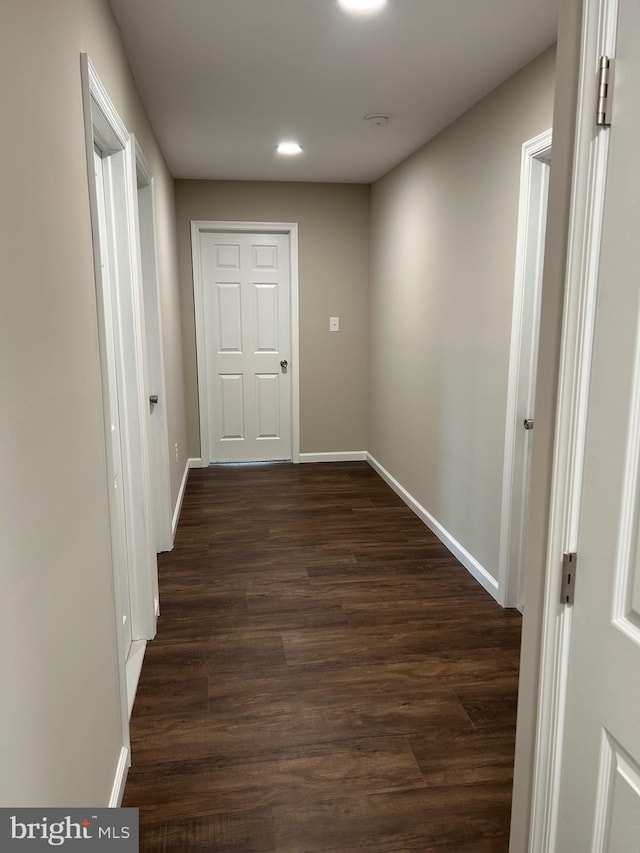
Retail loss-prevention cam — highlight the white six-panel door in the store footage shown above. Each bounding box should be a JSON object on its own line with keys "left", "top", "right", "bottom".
{"left": 554, "top": 0, "right": 640, "bottom": 847}
{"left": 200, "top": 231, "right": 292, "bottom": 462}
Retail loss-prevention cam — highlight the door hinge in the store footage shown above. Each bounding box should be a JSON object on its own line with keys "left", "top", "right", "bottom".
{"left": 561, "top": 552, "right": 577, "bottom": 605}
{"left": 596, "top": 55, "right": 614, "bottom": 127}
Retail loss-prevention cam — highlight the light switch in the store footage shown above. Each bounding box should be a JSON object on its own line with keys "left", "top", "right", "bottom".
{"left": 330, "top": 316, "right": 340, "bottom": 332}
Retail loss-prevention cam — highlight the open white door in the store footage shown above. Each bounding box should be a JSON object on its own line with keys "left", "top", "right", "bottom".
{"left": 554, "top": 0, "right": 640, "bottom": 845}
{"left": 531, "top": 0, "right": 640, "bottom": 848}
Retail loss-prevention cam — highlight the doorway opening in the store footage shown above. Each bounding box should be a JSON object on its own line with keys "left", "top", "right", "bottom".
{"left": 81, "top": 56, "right": 158, "bottom": 758}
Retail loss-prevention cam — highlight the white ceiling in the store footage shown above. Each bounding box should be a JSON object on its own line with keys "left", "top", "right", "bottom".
{"left": 108, "top": 0, "right": 558, "bottom": 184}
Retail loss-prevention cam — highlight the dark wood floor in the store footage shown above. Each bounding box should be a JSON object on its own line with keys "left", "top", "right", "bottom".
{"left": 123, "top": 462, "right": 522, "bottom": 852}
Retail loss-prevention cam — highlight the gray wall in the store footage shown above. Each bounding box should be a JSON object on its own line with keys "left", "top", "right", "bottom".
{"left": 0, "top": 0, "right": 187, "bottom": 804}
{"left": 368, "top": 47, "right": 556, "bottom": 583}
{"left": 175, "top": 181, "right": 370, "bottom": 456}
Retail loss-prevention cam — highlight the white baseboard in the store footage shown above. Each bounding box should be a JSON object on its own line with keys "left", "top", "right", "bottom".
{"left": 366, "top": 453, "right": 499, "bottom": 601}
{"left": 125, "top": 640, "right": 146, "bottom": 719}
{"left": 108, "top": 746, "right": 130, "bottom": 807}
{"left": 298, "top": 451, "right": 367, "bottom": 463}
{"left": 172, "top": 459, "right": 190, "bottom": 537}
{"left": 172, "top": 458, "right": 200, "bottom": 537}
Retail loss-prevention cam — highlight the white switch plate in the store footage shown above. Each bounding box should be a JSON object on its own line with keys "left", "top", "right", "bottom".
{"left": 330, "top": 316, "right": 340, "bottom": 332}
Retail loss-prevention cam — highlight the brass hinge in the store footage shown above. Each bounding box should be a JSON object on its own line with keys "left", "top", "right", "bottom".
{"left": 561, "top": 552, "right": 577, "bottom": 605}
{"left": 596, "top": 56, "right": 615, "bottom": 127}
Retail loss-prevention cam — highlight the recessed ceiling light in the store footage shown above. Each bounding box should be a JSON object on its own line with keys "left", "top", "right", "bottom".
{"left": 338, "top": 0, "right": 388, "bottom": 15}
{"left": 276, "top": 141, "right": 303, "bottom": 155}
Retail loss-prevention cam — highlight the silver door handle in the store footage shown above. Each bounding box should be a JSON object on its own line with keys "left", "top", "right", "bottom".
{"left": 150, "top": 395, "right": 159, "bottom": 405}
{"left": 280, "top": 360, "right": 288, "bottom": 370}
{"left": 523, "top": 418, "right": 534, "bottom": 430}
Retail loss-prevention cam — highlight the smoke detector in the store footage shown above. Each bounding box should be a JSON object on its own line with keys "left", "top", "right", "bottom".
{"left": 365, "top": 114, "right": 390, "bottom": 129}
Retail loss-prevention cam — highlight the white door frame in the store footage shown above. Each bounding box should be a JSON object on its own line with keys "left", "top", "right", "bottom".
{"left": 499, "top": 128, "right": 552, "bottom": 610}
{"left": 191, "top": 220, "right": 301, "bottom": 466}
{"left": 81, "top": 59, "right": 158, "bottom": 644}
{"left": 80, "top": 55, "right": 159, "bottom": 790}
{"left": 80, "top": 53, "right": 131, "bottom": 799}
{"left": 91, "top": 143, "right": 134, "bottom": 672}
{"left": 133, "top": 136, "right": 173, "bottom": 556}
{"left": 526, "top": 0, "right": 616, "bottom": 848}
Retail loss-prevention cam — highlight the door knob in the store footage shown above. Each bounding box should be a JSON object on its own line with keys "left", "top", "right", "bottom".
{"left": 280, "top": 360, "right": 288, "bottom": 370}
{"left": 149, "top": 395, "right": 159, "bottom": 405}
{"left": 523, "top": 418, "right": 534, "bottom": 430}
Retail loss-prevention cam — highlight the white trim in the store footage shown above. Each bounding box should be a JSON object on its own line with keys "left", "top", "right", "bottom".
{"left": 125, "top": 639, "right": 146, "bottom": 719}
{"left": 191, "top": 220, "right": 301, "bottom": 465}
{"left": 85, "top": 58, "right": 128, "bottom": 154}
{"left": 499, "top": 128, "right": 552, "bottom": 608}
{"left": 367, "top": 454, "right": 499, "bottom": 600}
{"left": 298, "top": 451, "right": 367, "bottom": 463}
{"left": 528, "top": 0, "right": 618, "bottom": 849}
{"left": 290, "top": 232, "right": 301, "bottom": 464}
{"left": 172, "top": 458, "right": 196, "bottom": 537}
{"left": 80, "top": 52, "right": 132, "bottom": 777}
{"left": 108, "top": 746, "right": 130, "bottom": 808}
{"left": 134, "top": 138, "right": 152, "bottom": 186}
{"left": 83, "top": 57, "right": 158, "bottom": 645}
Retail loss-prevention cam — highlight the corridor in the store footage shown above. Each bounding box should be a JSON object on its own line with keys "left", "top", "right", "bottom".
{"left": 123, "top": 462, "right": 521, "bottom": 851}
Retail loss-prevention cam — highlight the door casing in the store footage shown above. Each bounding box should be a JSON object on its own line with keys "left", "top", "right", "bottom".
{"left": 499, "top": 128, "right": 552, "bottom": 610}
{"left": 80, "top": 54, "right": 159, "bottom": 799}
{"left": 191, "top": 221, "right": 301, "bottom": 466}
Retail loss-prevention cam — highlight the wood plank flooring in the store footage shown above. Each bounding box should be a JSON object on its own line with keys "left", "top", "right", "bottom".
{"left": 123, "top": 462, "right": 522, "bottom": 852}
